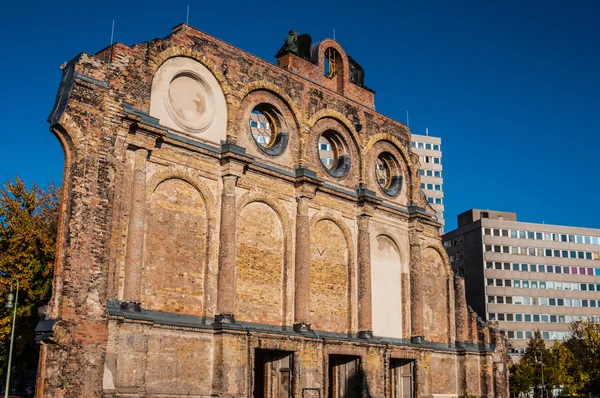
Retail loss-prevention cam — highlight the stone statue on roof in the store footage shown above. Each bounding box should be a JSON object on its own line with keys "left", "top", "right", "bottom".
{"left": 276, "top": 30, "right": 312, "bottom": 60}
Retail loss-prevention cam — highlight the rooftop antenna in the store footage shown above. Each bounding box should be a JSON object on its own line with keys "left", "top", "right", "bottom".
{"left": 406, "top": 111, "right": 410, "bottom": 127}
{"left": 186, "top": 5, "right": 190, "bottom": 25}
{"left": 426, "top": 127, "right": 429, "bottom": 136}
{"left": 109, "top": 19, "right": 115, "bottom": 63}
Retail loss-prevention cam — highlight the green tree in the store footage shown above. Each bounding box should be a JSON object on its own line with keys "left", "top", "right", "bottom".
{"left": 510, "top": 360, "right": 534, "bottom": 397}
{"left": 546, "top": 342, "right": 588, "bottom": 395}
{"left": 563, "top": 319, "right": 600, "bottom": 395}
{"left": 0, "top": 177, "right": 59, "bottom": 377}
{"left": 521, "top": 330, "right": 549, "bottom": 398}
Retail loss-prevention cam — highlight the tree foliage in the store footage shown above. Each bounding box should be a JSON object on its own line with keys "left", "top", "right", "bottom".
{"left": 563, "top": 319, "right": 600, "bottom": 394}
{"left": 0, "top": 176, "right": 59, "bottom": 375}
{"left": 509, "top": 323, "right": 600, "bottom": 396}
{"left": 545, "top": 342, "right": 588, "bottom": 395}
{"left": 510, "top": 360, "right": 534, "bottom": 397}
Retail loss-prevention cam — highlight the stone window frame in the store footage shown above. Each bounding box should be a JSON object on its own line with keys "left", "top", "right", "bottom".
{"left": 375, "top": 152, "right": 402, "bottom": 197}
{"left": 247, "top": 102, "right": 289, "bottom": 156}
{"left": 317, "top": 129, "right": 351, "bottom": 178}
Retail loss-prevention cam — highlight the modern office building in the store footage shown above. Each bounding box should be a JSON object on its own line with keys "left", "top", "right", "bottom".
{"left": 411, "top": 133, "right": 444, "bottom": 232}
{"left": 443, "top": 209, "right": 600, "bottom": 356}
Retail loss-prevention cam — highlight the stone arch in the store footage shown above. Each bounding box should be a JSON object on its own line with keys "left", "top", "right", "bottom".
{"left": 238, "top": 81, "right": 305, "bottom": 131}
{"left": 142, "top": 176, "right": 211, "bottom": 316}
{"left": 148, "top": 47, "right": 232, "bottom": 95}
{"left": 366, "top": 133, "right": 417, "bottom": 202}
{"left": 235, "top": 199, "right": 286, "bottom": 326}
{"left": 308, "top": 109, "right": 361, "bottom": 151}
{"left": 148, "top": 51, "right": 232, "bottom": 143}
{"left": 308, "top": 112, "right": 363, "bottom": 183}
{"left": 236, "top": 87, "right": 302, "bottom": 164}
{"left": 309, "top": 214, "right": 354, "bottom": 333}
{"left": 421, "top": 247, "right": 451, "bottom": 343}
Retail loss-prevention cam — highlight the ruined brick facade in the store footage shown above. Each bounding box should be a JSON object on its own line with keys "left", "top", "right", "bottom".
{"left": 37, "top": 25, "right": 510, "bottom": 397}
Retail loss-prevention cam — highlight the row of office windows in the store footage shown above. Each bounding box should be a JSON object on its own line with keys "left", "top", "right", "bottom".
{"left": 488, "top": 312, "right": 600, "bottom": 325}
{"left": 422, "top": 156, "right": 441, "bottom": 164}
{"left": 418, "top": 169, "right": 442, "bottom": 178}
{"left": 487, "top": 295, "right": 600, "bottom": 308}
{"left": 411, "top": 141, "right": 440, "bottom": 151}
{"left": 483, "top": 228, "right": 600, "bottom": 245}
{"left": 486, "top": 277, "right": 600, "bottom": 292}
{"left": 420, "top": 183, "right": 442, "bottom": 191}
{"left": 427, "top": 197, "right": 443, "bottom": 205}
{"left": 485, "top": 261, "right": 600, "bottom": 276}
{"left": 505, "top": 330, "right": 571, "bottom": 341}
{"left": 484, "top": 244, "right": 600, "bottom": 261}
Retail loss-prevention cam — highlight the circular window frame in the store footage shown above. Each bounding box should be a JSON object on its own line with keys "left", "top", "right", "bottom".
{"left": 375, "top": 152, "right": 402, "bottom": 196}
{"left": 164, "top": 70, "right": 216, "bottom": 133}
{"left": 248, "top": 103, "right": 289, "bottom": 156}
{"left": 317, "top": 130, "right": 351, "bottom": 178}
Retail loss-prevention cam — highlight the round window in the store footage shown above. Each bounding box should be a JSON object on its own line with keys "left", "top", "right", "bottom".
{"left": 248, "top": 104, "right": 288, "bottom": 155}
{"left": 318, "top": 130, "right": 350, "bottom": 177}
{"left": 376, "top": 153, "right": 402, "bottom": 196}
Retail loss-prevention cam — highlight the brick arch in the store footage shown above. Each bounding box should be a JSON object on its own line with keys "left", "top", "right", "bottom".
{"left": 422, "top": 243, "right": 453, "bottom": 277}
{"left": 366, "top": 133, "right": 418, "bottom": 202}
{"left": 236, "top": 192, "right": 292, "bottom": 251}
{"left": 309, "top": 213, "right": 355, "bottom": 333}
{"left": 235, "top": 194, "right": 290, "bottom": 326}
{"left": 309, "top": 213, "right": 355, "bottom": 262}
{"left": 308, "top": 110, "right": 363, "bottom": 179}
{"left": 313, "top": 39, "right": 351, "bottom": 83}
{"left": 145, "top": 169, "right": 217, "bottom": 229}
{"left": 422, "top": 245, "right": 454, "bottom": 344}
{"left": 238, "top": 81, "right": 305, "bottom": 131}
{"left": 142, "top": 172, "right": 214, "bottom": 316}
{"left": 48, "top": 112, "right": 81, "bottom": 320}
{"left": 148, "top": 47, "right": 232, "bottom": 96}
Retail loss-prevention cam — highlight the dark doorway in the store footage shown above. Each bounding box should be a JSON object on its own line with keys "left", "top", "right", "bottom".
{"left": 390, "top": 359, "right": 414, "bottom": 398}
{"left": 254, "top": 349, "right": 293, "bottom": 398}
{"left": 328, "top": 354, "right": 361, "bottom": 398}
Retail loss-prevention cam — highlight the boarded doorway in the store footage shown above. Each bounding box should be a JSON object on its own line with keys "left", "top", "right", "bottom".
{"left": 390, "top": 359, "right": 414, "bottom": 398}
{"left": 254, "top": 349, "right": 293, "bottom": 398}
{"left": 328, "top": 355, "right": 361, "bottom": 398}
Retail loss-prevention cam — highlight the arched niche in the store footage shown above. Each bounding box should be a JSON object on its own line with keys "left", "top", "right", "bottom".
{"left": 235, "top": 201, "right": 285, "bottom": 326}
{"left": 142, "top": 178, "right": 208, "bottom": 315}
{"left": 149, "top": 57, "right": 227, "bottom": 144}
{"left": 371, "top": 235, "right": 403, "bottom": 338}
{"left": 422, "top": 247, "right": 450, "bottom": 342}
{"left": 309, "top": 219, "right": 350, "bottom": 333}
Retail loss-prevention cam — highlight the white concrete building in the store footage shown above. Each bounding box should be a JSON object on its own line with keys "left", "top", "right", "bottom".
{"left": 411, "top": 133, "right": 444, "bottom": 232}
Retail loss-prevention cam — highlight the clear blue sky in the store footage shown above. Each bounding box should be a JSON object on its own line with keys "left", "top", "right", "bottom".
{"left": 2, "top": 0, "right": 599, "bottom": 231}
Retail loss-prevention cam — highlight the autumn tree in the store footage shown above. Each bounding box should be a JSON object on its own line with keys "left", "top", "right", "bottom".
{"left": 510, "top": 360, "right": 534, "bottom": 397}
{"left": 563, "top": 319, "right": 600, "bottom": 395}
{"left": 545, "top": 342, "right": 588, "bottom": 395}
{"left": 0, "top": 177, "right": 59, "bottom": 376}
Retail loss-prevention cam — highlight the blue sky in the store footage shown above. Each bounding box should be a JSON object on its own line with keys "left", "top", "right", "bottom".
{"left": 2, "top": 0, "right": 599, "bottom": 231}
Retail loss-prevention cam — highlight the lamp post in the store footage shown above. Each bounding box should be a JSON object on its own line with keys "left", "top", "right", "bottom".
{"left": 534, "top": 351, "right": 545, "bottom": 398}
{"left": 3, "top": 279, "right": 19, "bottom": 398}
